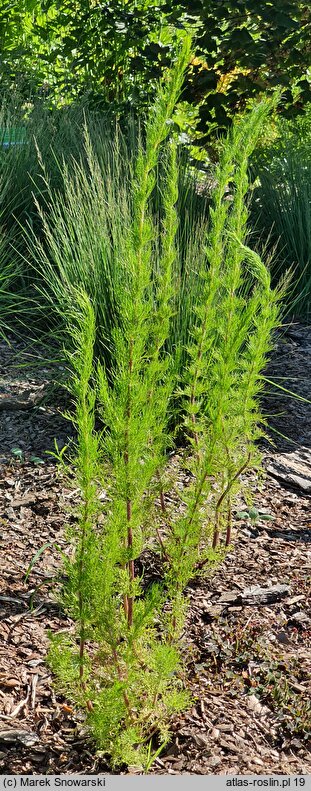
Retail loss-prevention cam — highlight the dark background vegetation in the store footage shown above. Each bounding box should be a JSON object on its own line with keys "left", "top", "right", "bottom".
{"left": 1, "top": 0, "right": 310, "bottom": 132}
{"left": 0, "top": 0, "right": 310, "bottom": 329}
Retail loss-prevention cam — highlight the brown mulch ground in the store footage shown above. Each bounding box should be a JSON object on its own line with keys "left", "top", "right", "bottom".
{"left": 0, "top": 327, "right": 310, "bottom": 775}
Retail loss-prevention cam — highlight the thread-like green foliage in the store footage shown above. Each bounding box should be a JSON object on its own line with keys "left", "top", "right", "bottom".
{"left": 40, "top": 57, "right": 285, "bottom": 768}
{"left": 161, "top": 99, "right": 286, "bottom": 633}
{"left": 46, "top": 289, "right": 189, "bottom": 766}
{"left": 96, "top": 32, "right": 191, "bottom": 573}
{"left": 49, "top": 290, "right": 101, "bottom": 691}
{"left": 47, "top": 38, "right": 193, "bottom": 769}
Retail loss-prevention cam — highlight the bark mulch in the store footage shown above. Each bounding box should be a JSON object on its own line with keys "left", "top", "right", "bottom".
{"left": 0, "top": 327, "right": 310, "bottom": 776}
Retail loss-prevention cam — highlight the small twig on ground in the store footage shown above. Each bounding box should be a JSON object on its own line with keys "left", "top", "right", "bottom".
{"left": 31, "top": 674, "right": 38, "bottom": 710}
{"left": 10, "top": 686, "right": 30, "bottom": 719}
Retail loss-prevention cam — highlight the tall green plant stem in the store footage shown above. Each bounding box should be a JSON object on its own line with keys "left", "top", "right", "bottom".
{"left": 64, "top": 292, "right": 99, "bottom": 692}
{"left": 78, "top": 374, "right": 97, "bottom": 685}
{"left": 163, "top": 99, "right": 282, "bottom": 640}
{"left": 106, "top": 622, "right": 133, "bottom": 722}
{"left": 208, "top": 108, "right": 273, "bottom": 547}
{"left": 117, "top": 35, "right": 191, "bottom": 629}
{"left": 212, "top": 451, "right": 251, "bottom": 549}
{"left": 35, "top": 45, "right": 204, "bottom": 767}
{"left": 37, "top": 68, "right": 285, "bottom": 768}
{"left": 184, "top": 109, "right": 255, "bottom": 471}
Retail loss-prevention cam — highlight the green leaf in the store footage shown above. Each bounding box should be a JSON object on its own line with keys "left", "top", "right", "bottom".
{"left": 25, "top": 541, "right": 55, "bottom": 582}
{"left": 248, "top": 507, "right": 259, "bottom": 519}
{"left": 11, "top": 447, "right": 24, "bottom": 460}
{"left": 274, "top": 12, "right": 297, "bottom": 29}
{"left": 228, "top": 28, "right": 254, "bottom": 49}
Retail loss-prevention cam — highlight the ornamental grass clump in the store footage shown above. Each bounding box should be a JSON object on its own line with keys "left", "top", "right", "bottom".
{"left": 0, "top": 174, "right": 25, "bottom": 336}
{"left": 251, "top": 107, "right": 311, "bottom": 319}
{"left": 14, "top": 95, "right": 210, "bottom": 353}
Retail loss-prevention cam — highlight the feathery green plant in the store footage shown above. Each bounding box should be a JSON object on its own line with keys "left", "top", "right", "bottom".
{"left": 61, "top": 292, "right": 101, "bottom": 693}
{"left": 160, "top": 99, "right": 286, "bottom": 637}
{"left": 48, "top": 38, "right": 192, "bottom": 769}
{"left": 95, "top": 34, "right": 191, "bottom": 627}
{"left": 38, "top": 59, "right": 285, "bottom": 767}
{"left": 47, "top": 290, "right": 101, "bottom": 714}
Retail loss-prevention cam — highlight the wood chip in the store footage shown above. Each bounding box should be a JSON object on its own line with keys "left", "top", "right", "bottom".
{"left": 0, "top": 729, "right": 39, "bottom": 747}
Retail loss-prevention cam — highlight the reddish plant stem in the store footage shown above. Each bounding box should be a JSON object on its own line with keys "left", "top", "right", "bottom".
{"left": 190, "top": 408, "right": 199, "bottom": 456}
{"left": 171, "top": 606, "right": 177, "bottom": 638}
{"left": 212, "top": 511, "right": 220, "bottom": 549}
{"left": 225, "top": 502, "right": 232, "bottom": 546}
{"left": 213, "top": 452, "right": 251, "bottom": 548}
{"left": 156, "top": 527, "right": 170, "bottom": 562}
{"left": 122, "top": 456, "right": 129, "bottom": 620}
{"left": 127, "top": 506, "right": 134, "bottom": 628}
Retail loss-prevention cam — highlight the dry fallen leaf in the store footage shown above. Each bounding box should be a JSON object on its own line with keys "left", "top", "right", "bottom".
{"left": 0, "top": 678, "right": 20, "bottom": 689}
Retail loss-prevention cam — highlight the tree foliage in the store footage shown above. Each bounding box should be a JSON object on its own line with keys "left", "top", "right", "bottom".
{"left": 176, "top": 0, "right": 311, "bottom": 138}
{"left": 1, "top": 0, "right": 310, "bottom": 136}
{"left": 0, "top": 0, "right": 179, "bottom": 107}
